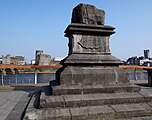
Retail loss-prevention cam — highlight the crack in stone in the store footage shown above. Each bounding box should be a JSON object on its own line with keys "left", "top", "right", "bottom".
{"left": 62, "top": 96, "right": 66, "bottom": 107}
{"left": 108, "top": 105, "right": 117, "bottom": 119}
{"left": 114, "top": 69, "right": 118, "bottom": 84}
{"left": 138, "top": 92, "right": 152, "bottom": 108}
{"left": 68, "top": 108, "right": 72, "bottom": 120}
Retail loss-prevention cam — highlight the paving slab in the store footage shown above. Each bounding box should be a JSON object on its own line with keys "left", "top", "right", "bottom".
{"left": 0, "top": 91, "right": 29, "bottom": 120}
{"left": 111, "top": 103, "right": 152, "bottom": 119}
{"left": 70, "top": 105, "right": 115, "bottom": 120}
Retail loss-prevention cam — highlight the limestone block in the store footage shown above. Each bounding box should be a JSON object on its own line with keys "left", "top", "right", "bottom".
{"left": 69, "top": 34, "right": 110, "bottom": 54}
{"left": 59, "top": 66, "right": 129, "bottom": 86}
{"left": 71, "top": 3, "right": 105, "bottom": 25}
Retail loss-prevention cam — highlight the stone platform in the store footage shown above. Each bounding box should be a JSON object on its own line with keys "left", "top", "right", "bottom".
{"left": 24, "top": 84, "right": 152, "bottom": 120}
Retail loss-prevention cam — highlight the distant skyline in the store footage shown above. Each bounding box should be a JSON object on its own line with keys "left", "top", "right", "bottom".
{"left": 0, "top": 0, "right": 152, "bottom": 63}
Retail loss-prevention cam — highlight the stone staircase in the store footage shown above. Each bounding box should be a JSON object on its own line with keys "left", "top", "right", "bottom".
{"left": 26, "top": 84, "right": 152, "bottom": 120}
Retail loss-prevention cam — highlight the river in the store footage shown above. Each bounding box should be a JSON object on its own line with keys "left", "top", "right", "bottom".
{"left": 0, "top": 72, "right": 148, "bottom": 85}
{"left": 0, "top": 73, "right": 55, "bottom": 85}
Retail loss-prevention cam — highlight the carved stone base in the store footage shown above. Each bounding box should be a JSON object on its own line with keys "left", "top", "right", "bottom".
{"left": 62, "top": 54, "right": 123, "bottom": 65}
{"left": 56, "top": 66, "right": 129, "bottom": 86}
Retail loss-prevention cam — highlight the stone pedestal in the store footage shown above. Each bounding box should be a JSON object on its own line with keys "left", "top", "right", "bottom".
{"left": 56, "top": 18, "right": 129, "bottom": 86}
{"left": 24, "top": 4, "right": 152, "bottom": 120}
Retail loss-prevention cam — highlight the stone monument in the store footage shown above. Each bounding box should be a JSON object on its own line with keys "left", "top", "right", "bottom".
{"left": 56, "top": 3, "right": 128, "bottom": 86}
{"left": 24, "top": 4, "right": 152, "bottom": 120}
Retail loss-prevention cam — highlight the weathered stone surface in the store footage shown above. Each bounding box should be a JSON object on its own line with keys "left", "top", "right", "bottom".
{"left": 64, "top": 23, "right": 116, "bottom": 57}
{"left": 111, "top": 103, "right": 152, "bottom": 119}
{"left": 56, "top": 4, "right": 126, "bottom": 86}
{"left": 40, "top": 95, "right": 65, "bottom": 108}
{"left": 37, "top": 108, "right": 71, "bottom": 120}
{"left": 58, "top": 66, "right": 129, "bottom": 86}
{"left": 68, "top": 34, "right": 110, "bottom": 54}
{"left": 64, "top": 23, "right": 115, "bottom": 37}
{"left": 61, "top": 54, "right": 123, "bottom": 65}
{"left": 38, "top": 54, "right": 51, "bottom": 65}
{"left": 24, "top": 103, "right": 152, "bottom": 120}
{"left": 71, "top": 3, "right": 105, "bottom": 25}
{"left": 52, "top": 84, "right": 140, "bottom": 96}
{"left": 62, "top": 92, "right": 149, "bottom": 107}
{"left": 70, "top": 106, "right": 115, "bottom": 120}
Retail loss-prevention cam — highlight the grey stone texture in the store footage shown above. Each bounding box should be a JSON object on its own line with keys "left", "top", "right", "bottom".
{"left": 37, "top": 54, "right": 51, "bottom": 66}
{"left": 71, "top": 3, "right": 105, "bottom": 25}
{"left": 35, "top": 50, "right": 43, "bottom": 65}
{"left": 57, "top": 66, "right": 129, "bottom": 86}
{"left": 35, "top": 50, "right": 51, "bottom": 65}
{"left": 24, "top": 85, "right": 152, "bottom": 120}
{"left": 52, "top": 84, "right": 140, "bottom": 96}
{"left": 56, "top": 3, "right": 127, "bottom": 86}
{"left": 40, "top": 92, "right": 152, "bottom": 108}
{"left": 2, "top": 54, "right": 11, "bottom": 64}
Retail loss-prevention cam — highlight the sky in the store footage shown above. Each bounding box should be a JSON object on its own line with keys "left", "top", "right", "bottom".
{"left": 0, "top": 0, "right": 152, "bottom": 63}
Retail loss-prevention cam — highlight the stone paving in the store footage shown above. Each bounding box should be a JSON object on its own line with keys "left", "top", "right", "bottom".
{"left": 0, "top": 91, "right": 29, "bottom": 120}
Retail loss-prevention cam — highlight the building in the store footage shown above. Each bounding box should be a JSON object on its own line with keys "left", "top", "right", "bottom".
{"left": 1, "top": 54, "right": 26, "bottom": 65}
{"left": 37, "top": 54, "right": 51, "bottom": 65}
{"left": 11, "top": 56, "right": 26, "bottom": 65}
{"left": 31, "top": 59, "right": 36, "bottom": 65}
{"left": 127, "top": 50, "right": 152, "bottom": 66}
{"left": 35, "top": 50, "right": 51, "bottom": 65}
{"left": 144, "top": 49, "right": 150, "bottom": 58}
{"left": 2, "top": 54, "right": 11, "bottom": 64}
{"left": 126, "top": 56, "right": 140, "bottom": 65}
{"left": 0, "top": 57, "right": 2, "bottom": 64}
{"left": 35, "top": 50, "right": 43, "bottom": 65}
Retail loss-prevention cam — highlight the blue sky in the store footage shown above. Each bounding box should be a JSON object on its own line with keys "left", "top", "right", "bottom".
{"left": 0, "top": 0, "right": 152, "bottom": 63}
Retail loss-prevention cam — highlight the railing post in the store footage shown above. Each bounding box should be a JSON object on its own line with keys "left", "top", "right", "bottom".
{"left": 1, "top": 69, "right": 4, "bottom": 86}
{"left": 147, "top": 70, "right": 152, "bottom": 87}
{"left": 1, "top": 69, "right": 6, "bottom": 86}
{"left": 15, "top": 74, "right": 18, "bottom": 84}
{"left": 34, "top": 69, "right": 39, "bottom": 84}
{"left": 134, "top": 68, "right": 138, "bottom": 80}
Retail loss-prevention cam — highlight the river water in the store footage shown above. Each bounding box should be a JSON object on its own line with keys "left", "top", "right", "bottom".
{"left": 0, "top": 73, "right": 55, "bottom": 85}
{"left": 0, "top": 72, "right": 148, "bottom": 85}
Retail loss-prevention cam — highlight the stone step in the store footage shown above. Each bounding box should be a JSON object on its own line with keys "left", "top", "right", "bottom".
{"left": 40, "top": 92, "right": 152, "bottom": 108}
{"left": 31, "top": 103, "right": 152, "bottom": 120}
{"left": 51, "top": 84, "right": 140, "bottom": 96}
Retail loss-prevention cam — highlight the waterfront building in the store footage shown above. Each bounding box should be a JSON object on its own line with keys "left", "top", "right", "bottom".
{"left": 31, "top": 59, "right": 36, "bottom": 65}
{"left": 35, "top": 50, "right": 51, "bottom": 65}
{"left": 2, "top": 54, "right": 11, "bottom": 64}
{"left": 1, "top": 54, "right": 26, "bottom": 65}
{"left": 35, "top": 50, "right": 43, "bottom": 65}
{"left": 11, "top": 56, "right": 26, "bottom": 65}
{"left": 37, "top": 54, "right": 51, "bottom": 65}
{"left": 0, "top": 57, "right": 3, "bottom": 64}
{"left": 144, "top": 49, "right": 150, "bottom": 58}
{"left": 127, "top": 49, "right": 152, "bottom": 66}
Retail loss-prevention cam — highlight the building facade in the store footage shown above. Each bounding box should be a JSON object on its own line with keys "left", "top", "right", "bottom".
{"left": 1, "top": 54, "right": 26, "bottom": 65}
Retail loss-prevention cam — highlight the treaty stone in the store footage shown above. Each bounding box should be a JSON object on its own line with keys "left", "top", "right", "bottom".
{"left": 24, "top": 3, "right": 152, "bottom": 120}
{"left": 56, "top": 3, "right": 129, "bottom": 86}
{"left": 71, "top": 3, "right": 105, "bottom": 25}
